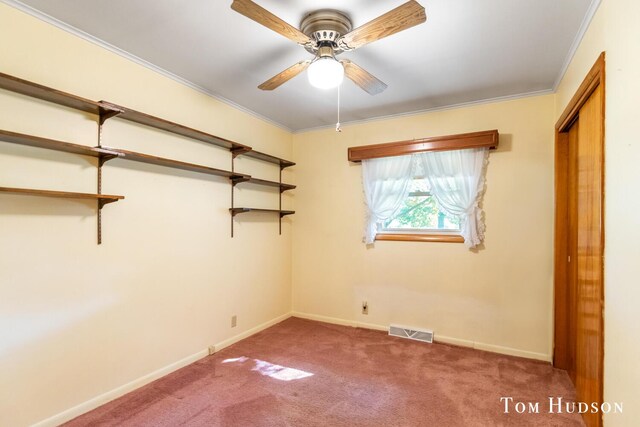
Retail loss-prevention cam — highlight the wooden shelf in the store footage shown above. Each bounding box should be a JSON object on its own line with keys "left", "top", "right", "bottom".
{"left": 99, "top": 102, "right": 250, "bottom": 152}
{"left": 231, "top": 176, "right": 296, "bottom": 192}
{"left": 230, "top": 208, "right": 295, "bottom": 217}
{"left": 103, "top": 147, "right": 249, "bottom": 179}
{"left": 0, "top": 72, "right": 106, "bottom": 115}
{"left": 233, "top": 148, "right": 295, "bottom": 169}
{"left": 229, "top": 148, "right": 295, "bottom": 237}
{"left": 0, "top": 129, "right": 120, "bottom": 159}
{"left": 0, "top": 186, "right": 124, "bottom": 206}
{"left": 0, "top": 71, "right": 296, "bottom": 241}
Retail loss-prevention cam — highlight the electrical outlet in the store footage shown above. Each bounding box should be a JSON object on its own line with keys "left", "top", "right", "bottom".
{"left": 362, "top": 301, "right": 368, "bottom": 315}
{"left": 231, "top": 315, "right": 237, "bottom": 328}
{"left": 208, "top": 345, "right": 216, "bottom": 355}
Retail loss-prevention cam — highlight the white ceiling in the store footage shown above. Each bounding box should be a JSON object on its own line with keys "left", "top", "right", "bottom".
{"left": 8, "top": 0, "right": 594, "bottom": 131}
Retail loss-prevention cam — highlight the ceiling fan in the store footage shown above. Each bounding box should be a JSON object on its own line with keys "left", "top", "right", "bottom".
{"left": 230, "top": 0, "right": 427, "bottom": 95}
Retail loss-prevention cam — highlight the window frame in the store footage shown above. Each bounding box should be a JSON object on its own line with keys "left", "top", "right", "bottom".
{"left": 375, "top": 232, "right": 464, "bottom": 243}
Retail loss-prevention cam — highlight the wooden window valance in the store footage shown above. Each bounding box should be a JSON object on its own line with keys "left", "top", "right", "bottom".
{"left": 347, "top": 130, "right": 499, "bottom": 162}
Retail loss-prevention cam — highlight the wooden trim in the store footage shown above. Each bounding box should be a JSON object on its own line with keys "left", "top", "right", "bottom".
{"left": 556, "top": 52, "right": 605, "bottom": 132}
{"left": 375, "top": 233, "right": 464, "bottom": 243}
{"left": 553, "top": 130, "right": 571, "bottom": 371}
{"left": 348, "top": 130, "right": 499, "bottom": 162}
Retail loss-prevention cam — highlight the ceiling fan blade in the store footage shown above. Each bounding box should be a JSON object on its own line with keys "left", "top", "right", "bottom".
{"left": 231, "top": 0, "right": 312, "bottom": 45}
{"left": 337, "top": 1, "right": 426, "bottom": 51}
{"left": 258, "top": 60, "right": 311, "bottom": 91}
{"left": 341, "top": 60, "right": 388, "bottom": 95}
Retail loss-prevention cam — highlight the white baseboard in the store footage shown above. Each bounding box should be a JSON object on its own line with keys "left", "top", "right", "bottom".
{"left": 473, "top": 341, "right": 551, "bottom": 362}
{"left": 33, "top": 312, "right": 293, "bottom": 427}
{"left": 291, "top": 311, "right": 551, "bottom": 362}
{"left": 292, "top": 311, "right": 388, "bottom": 332}
{"left": 213, "top": 312, "right": 292, "bottom": 352}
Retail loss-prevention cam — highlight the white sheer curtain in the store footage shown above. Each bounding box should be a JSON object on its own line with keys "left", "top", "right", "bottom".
{"left": 416, "top": 147, "right": 489, "bottom": 248}
{"left": 361, "top": 155, "right": 415, "bottom": 244}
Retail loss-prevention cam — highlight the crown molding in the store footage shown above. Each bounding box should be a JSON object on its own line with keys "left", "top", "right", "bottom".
{"left": 294, "top": 88, "right": 554, "bottom": 134}
{"left": 0, "top": 0, "right": 293, "bottom": 133}
{"left": 552, "top": 0, "right": 603, "bottom": 91}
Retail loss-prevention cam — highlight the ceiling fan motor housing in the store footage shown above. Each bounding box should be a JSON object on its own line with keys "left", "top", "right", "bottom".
{"left": 300, "top": 10, "right": 352, "bottom": 54}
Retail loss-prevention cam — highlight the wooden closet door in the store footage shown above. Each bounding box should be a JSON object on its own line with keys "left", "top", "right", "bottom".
{"left": 554, "top": 53, "right": 604, "bottom": 427}
{"left": 574, "top": 84, "right": 604, "bottom": 427}
{"left": 566, "top": 121, "right": 579, "bottom": 384}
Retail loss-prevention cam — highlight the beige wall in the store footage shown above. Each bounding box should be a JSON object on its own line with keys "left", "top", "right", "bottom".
{"left": 555, "top": 1, "right": 640, "bottom": 425}
{"left": 292, "top": 94, "right": 557, "bottom": 361}
{"left": 0, "top": 4, "right": 293, "bottom": 426}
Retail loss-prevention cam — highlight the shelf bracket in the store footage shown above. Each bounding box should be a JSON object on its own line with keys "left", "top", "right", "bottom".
{"left": 97, "top": 198, "right": 119, "bottom": 210}
{"left": 98, "top": 103, "right": 124, "bottom": 126}
{"left": 99, "top": 103, "right": 124, "bottom": 126}
{"left": 231, "top": 146, "right": 251, "bottom": 158}
{"left": 98, "top": 153, "right": 119, "bottom": 167}
{"left": 230, "top": 208, "right": 246, "bottom": 217}
{"left": 230, "top": 175, "right": 250, "bottom": 186}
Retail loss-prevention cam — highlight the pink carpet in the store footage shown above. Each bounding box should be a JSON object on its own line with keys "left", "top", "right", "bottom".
{"left": 65, "top": 317, "right": 583, "bottom": 426}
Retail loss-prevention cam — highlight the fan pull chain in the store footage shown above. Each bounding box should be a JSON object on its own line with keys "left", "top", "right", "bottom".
{"left": 336, "top": 83, "right": 342, "bottom": 133}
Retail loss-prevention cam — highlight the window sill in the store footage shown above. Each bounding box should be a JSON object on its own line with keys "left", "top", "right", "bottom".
{"left": 375, "top": 233, "right": 464, "bottom": 243}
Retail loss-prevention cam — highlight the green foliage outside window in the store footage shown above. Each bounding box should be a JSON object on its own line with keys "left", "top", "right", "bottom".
{"left": 382, "top": 179, "right": 460, "bottom": 231}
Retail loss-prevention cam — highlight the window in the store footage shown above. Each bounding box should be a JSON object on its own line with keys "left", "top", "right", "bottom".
{"left": 352, "top": 130, "right": 497, "bottom": 247}
{"left": 379, "top": 178, "right": 460, "bottom": 232}
{"left": 376, "top": 178, "right": 462, "bottom": 242}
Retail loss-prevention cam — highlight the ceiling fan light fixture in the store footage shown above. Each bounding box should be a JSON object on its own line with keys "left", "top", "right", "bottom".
{"left": 307, "top": 57, "right": 344, "bottom": 90}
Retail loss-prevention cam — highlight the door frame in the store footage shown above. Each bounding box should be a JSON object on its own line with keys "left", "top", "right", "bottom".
{"left": 553, "top": 52, "right": 605, "bottom": 418}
